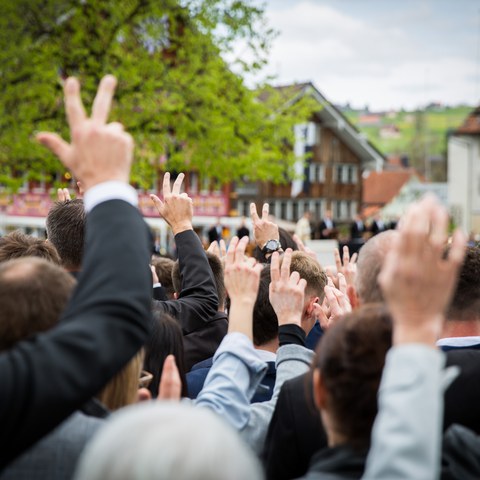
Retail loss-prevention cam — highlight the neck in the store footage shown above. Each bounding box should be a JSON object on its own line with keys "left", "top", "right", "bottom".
{"left": 255, "top": 338, "right": 279, "bottom": 354}
{"left": 320, "top": 410, "right": 349, "bottom": 448}
{"left": 441, "top": 319, "right": 480, "bottom": 339}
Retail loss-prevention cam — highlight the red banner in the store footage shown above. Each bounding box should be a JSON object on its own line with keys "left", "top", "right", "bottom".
{"left": 0, "top": 191, "right": 229, "bottom": 218}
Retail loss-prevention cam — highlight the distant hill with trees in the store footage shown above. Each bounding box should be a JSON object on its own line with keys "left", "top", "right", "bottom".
{"left": 342, "top": 105, "right": 473, "bottom": 181}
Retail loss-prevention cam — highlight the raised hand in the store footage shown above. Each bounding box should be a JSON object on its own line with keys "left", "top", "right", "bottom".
{"left": 314, "top": 272, "right": 352, "bottom": 330}
{"left": 328, "top": 246, "right": 357, "bottom": 288}
{"left": 224, "top": 236, "right": 264, "bottom": 339}
{"left": 57, "top": 188, "right": 71, "bottom": 202}
{"left": 151, "top": 172, "right": 193, "bottom": 235}
{"left": 250, "top": 202, "right": 279, "bottom": 250}
{"left": 207, "top": 239, "right": 227, "bottom": 260}
{"left": 37, "top": 76, "right": 133, "bottom": 191}
{"left": 379, "top": 195, "right": 466, "bottom": 346}
{"left": 269, "top": 249, "right": 306, "bottom": 328}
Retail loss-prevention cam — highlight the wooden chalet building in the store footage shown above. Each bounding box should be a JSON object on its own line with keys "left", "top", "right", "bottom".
{"left": 234, "top": 83, "right": 385, "bottom": 232}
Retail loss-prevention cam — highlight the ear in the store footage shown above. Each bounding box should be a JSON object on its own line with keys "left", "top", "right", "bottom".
{"left": 137, "top": 388, "right": 152, "bottom": 403}
{"left": 313, "top": 368, "right": 328, "bottom": 411}
{"left": 347, "top": 285, "right": 359, "bottom": 309}
{"left": 173, "top": 292, "right": 178, "bottom": 300}
{"left": 305, "top": 296, "right": 319, "bottom": 315}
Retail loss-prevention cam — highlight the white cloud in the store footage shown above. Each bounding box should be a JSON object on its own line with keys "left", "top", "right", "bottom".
{"left": 254, "top": 0, "right": 480, "bottom": 110}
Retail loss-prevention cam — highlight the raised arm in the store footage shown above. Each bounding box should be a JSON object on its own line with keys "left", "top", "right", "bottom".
{"left": 0, "top": 76, "right": 152, "bottom": 467}
{"left": 363, "top": 195, "right": 466, "bottom": 480}
{"left": 151, "top": 173, "right": 218, "bottom": 333}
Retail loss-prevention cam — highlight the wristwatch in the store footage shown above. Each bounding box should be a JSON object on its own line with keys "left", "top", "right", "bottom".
{"left": 261, "top": 239, "right": 282, "bottom": 254}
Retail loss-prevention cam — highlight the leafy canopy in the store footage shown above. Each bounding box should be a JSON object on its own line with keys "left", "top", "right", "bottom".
{"left": 0, "top": 0, "right": 315, "bottom": 189}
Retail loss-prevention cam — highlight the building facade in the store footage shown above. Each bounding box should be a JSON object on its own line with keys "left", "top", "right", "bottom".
{"left": 235, "top": 83, "right": 384, "bottom": 230}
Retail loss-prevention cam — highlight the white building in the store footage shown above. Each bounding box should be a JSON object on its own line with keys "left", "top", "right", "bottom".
{"left": 448, "top": 106, "right": 480, "bottom": 233}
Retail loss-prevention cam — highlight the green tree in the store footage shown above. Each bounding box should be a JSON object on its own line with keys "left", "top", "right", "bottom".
{"left": 0, "top": 0, "right": 315, "bottom": 190}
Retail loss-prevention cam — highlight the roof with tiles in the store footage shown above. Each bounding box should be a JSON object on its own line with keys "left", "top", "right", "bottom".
{"left": 456, "top": 106, "right": 480, "bottom": 135}
{"left": 363, "top": 169, "right": 420, "bottom": 205}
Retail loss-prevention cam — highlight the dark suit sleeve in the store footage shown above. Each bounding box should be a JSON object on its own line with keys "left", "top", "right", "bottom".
{"left": 153, "top": 230, "right": 218, "bottom": 334}
{"left": 0, "top": 200, "right": 152, "bottom": 468}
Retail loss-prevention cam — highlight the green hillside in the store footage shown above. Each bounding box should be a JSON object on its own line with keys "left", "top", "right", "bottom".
{"left": 343, "top": 106, "right": 473, "bottom": 178}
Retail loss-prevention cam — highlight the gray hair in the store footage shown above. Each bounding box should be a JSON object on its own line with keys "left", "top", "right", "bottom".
{"left": 74, "top": 402, "right": 263, "bottom": 480}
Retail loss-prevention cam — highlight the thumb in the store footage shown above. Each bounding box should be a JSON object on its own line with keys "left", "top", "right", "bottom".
{"left": 36, "top": 132, "right": 72, "bottom": 166}
{"left": 150, "top": 194, "right": 164, "bottom": 215}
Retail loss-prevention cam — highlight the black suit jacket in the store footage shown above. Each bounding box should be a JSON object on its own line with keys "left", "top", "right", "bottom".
{"left": 153, "top": 230, "right": 218, "bottom": 335}
{"left": 370, "top": 220, "right": 386, "bottom": 236}
{"left": 318, "top": 219, "right": 336, "bottom": 239}
{"left": 350, "top": 221, "right": 365, "bottom": 239}
{"left": 0, "top": 200, "right": 152, "bottom": 468}
{"left": 444, "top": 348, "right": 480, "bottom": 434}
{"left": 207, "top": 226, "right": 221, "bottom": 243}
{"left": 263, "top": 372, "right": 327, "bottom": 480}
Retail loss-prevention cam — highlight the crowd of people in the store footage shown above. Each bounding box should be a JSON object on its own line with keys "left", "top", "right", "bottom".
{"left": 295, "top": 210, "right": 396, "bottom": 245}
{"left": 1, "top": 75, "right": 479, "bottom": 480}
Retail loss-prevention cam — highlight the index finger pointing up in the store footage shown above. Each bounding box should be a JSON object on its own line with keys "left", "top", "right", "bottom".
{"left": 64, "top": 77, "right": 87, "bottom": 131}
{"left": 250, "top": 203, "right": 260, "bottom": 223}
{"left": 91, "top": 75, "right": 117, "bottom": 124}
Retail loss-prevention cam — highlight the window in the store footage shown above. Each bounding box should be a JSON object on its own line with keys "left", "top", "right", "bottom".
{"left": 189, "top": 172, "right": 198, "bottom": 193}
{"left": 292, "top": 202, "right": 299, "bottom": 221}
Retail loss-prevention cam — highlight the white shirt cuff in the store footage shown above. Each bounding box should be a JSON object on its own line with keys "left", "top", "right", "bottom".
{"left": 83, "top": 181, "right": 138, "bottom": 212}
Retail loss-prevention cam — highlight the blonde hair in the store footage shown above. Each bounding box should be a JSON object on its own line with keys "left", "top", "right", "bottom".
{"left": 98, "top": 349, "right": 144, "bottom": 411}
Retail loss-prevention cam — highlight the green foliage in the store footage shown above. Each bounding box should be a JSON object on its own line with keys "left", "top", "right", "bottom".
{"left": 344, "top": 105, "right": 472, "bottom": 179}
{"left": 0, "top": 0, "right": 314, "bottom": 190}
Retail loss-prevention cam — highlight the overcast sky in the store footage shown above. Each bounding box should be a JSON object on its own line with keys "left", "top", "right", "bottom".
{"left": 256, "top": 0, "right": 480, "bottom": 111}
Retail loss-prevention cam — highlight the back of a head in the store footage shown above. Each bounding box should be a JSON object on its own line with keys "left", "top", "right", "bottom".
{"left": 74, "top": 402, "right": 263, "bottom": 480}
{"left": 0, "top": 257, "right": 76, "bottom": 350}
{"left": 447, "top": 246, "right": 480, "bottom": 321}
{"left": 314, "top": 304, "right": 392, "bottom": 448}
{"left": 289, "top": 251, "right": 327, "bottom": 302}
{"left": 253, "top": 267, "right": 278, "bottom": 347}
{"left": 97, "top": 349, "right": 144, "bottom": 411}
{"left": 252, "top": 254, "right": 327, "bottom": 346}
{"left": 144, "top": 311, "right": 188, "bottom": 398}
{"left": 151, "top": 256, "right": 175, "bottom": 299}
{"left": 46, "top": 199, "right": 85, "bottom": 270}
{"left": 172, "top": 252, "right": 225, "bottom": 309}
{"left": 356, "top": 230, "right": 398, "bottom": 304}
{"left": 0, "top": 230, "right": 61, "bottom": 265}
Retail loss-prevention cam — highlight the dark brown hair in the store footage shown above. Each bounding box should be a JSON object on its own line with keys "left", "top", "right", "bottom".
{"left": 46, "top": 199, "right": 85, "bottom": 270}
{"left": 447, "top": 246, "right": 480, "bottom": 321}
{"left": 0, "top": 257, "right": 76, "bottom": 350}
{"left": 0, "top": 230, "right": 61, "bottom": 265}
{"left": 151, "top": 256, "right": 175, "bottom": 299}
{"left": 314, "top": 304, "right": 392, "bottom": 448}
{"left": 144, "top": 311, "right": 188, "bottom": 398}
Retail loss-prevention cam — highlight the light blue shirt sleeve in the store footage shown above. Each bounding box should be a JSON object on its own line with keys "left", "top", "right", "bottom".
{"left": 363, "top": 344, "right": 458, "bottom": 480}
{"left": 194, "top": 333, "right": 268, "bottom": 430}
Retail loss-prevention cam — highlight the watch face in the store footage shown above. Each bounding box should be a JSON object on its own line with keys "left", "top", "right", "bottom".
{"left": 265, "top": 239, "right": 280, "bottom": 252}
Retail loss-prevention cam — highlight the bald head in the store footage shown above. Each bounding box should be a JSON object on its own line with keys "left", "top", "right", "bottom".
{"left": 356, "top": 230, "right": 399, "bottom": 304}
